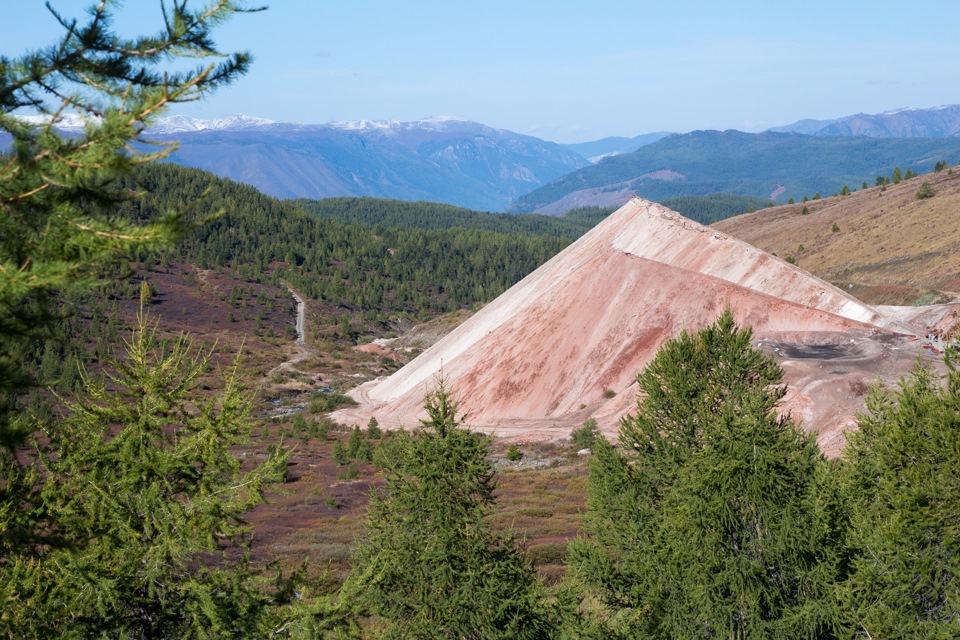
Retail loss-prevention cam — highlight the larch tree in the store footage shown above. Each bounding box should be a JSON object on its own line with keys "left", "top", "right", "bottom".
{"left": 343, "top": 379, "right": 555, "bottom": 639}
{"left": 569, "top": 310, "right": 839, "bottom": 639}
{"left": 0, "top": 3, "right": 340, "bottom": 637}
{"left": 839, "top": 352, "right": 960, "bottom": 638}
{"left": 0, "top": 0, "right": 260, "bottom": 447}
{"left": 5, "top": 300, "right": 296, "bottom": 637}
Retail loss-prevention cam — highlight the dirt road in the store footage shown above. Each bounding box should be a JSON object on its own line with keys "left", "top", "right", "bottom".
{"left": 267, "top": 284, "right": 313, "bottom": 378}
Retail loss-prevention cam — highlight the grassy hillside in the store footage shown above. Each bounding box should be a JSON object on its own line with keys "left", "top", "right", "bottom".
{"left": 511, "top": 130, "right": 960, "bottom": 213}
{"left": 714, "top": 165, "right": 960, "bottom": 304}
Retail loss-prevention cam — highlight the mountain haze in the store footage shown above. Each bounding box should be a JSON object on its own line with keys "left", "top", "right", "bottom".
{"left": 769, "top": 104, "right": 960, "bottom": 138}
{"left": 559, "top": 132, "right": 671, "bottom": 162}
{"left": 142, "top": 116, "right": 589, "bottom": 211}
{"left": 509, "top": 130, "right": 960, "bottom": 214}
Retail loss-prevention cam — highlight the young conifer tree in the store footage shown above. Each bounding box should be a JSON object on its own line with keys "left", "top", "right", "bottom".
{"left": 0, "top": 0, "right": 260, "bottom": 447}
{"left": 839, "top": 351, "right": 960, "bottom": 638}
{"left": 0, "top": 2, "right": 264, "bottom": 559}
{"left": 569, "top": 310, "right": 838, "bottom": 638}
{"left": 5, "top": 297, "right": 295, "bottom": 637}
{"left": 0, "top": 4, "right": 336, "bottom": 636}
{"left": 343, "top": 379, "right": 555, "bottom": 639}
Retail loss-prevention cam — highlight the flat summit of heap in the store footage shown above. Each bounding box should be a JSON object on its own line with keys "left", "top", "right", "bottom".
{"left": 339, "top": 198, "right": 941, "bottom": 455}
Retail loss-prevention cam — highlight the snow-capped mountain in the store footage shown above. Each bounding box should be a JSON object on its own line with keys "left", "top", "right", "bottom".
{"left": 147, "top": 114, "right": 279, "bottom": 134}
{"left": 16, "top": 113, "right": 101, "bottom": 129}
{"left": 14, "top": 113, "right": 278, "bottom": 133}
{"left": 3, "top": 113, "right": 589, "bottom": 210}
{"left": 142, "top": 116, "right": 590, "bottom": 211}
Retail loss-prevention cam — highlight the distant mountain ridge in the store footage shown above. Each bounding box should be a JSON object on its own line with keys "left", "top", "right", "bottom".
{"left": 137, "top": 115, "right": 590, "bottom": 211}
{"left": 769, "top": 104, "right": 960, "bottom": 138}
{"left": 9, "top": 113, "right": 589, "bottom": 211}
{"left": 509, "top": 130, "right": 960, "bottom": 214}
{"left": 559, "top": 132, "right": 672, "bottom": 162}
{"left": 10, "top": 104, "right": 960, "bottom": 213}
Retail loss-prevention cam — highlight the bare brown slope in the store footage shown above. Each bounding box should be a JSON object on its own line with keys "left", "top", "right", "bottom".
{"left": 337, "top": 199, "right": 926, "bottom": 453}
{"left": 714, "top": 168, "right": 960, "bottom": 304}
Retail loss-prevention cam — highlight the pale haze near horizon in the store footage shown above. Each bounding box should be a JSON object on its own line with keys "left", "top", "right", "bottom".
{"left": 4, "top": 0, "right": 958, "bottom": 143}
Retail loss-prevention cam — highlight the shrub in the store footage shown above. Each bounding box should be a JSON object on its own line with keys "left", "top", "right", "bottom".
{"left": 506, "top": 444, "right": 522, "bottom": 461}
{"left": 570, "top": 418, "right": 601, "bottom": 450}
{"left": 915, "top": 182, "right": 935, "bottom": 200}
{"left": 337, "top": 464, "right": 359, "bottom": 481}
{"left": 332, "top": 440, "right": 349, "bottom": 466}
{"left": 832, "top": 222, "right": 840, "bottom": 233}
{"left": 527, "top": 543, "right": 568, "bottom": 566}
{"left": 355, "top": 438, "right": 375, "bottom": 462}
{"left": 366, "top": 416, "right": 382, "bottom": 439}
{"left": 291, "top": 413, "right": 307, "bottom": 435}
{"left": 346, "top": 425, "right": 364, "bottom": 458}
{"left": 308, "top": 419, "right": 330, "bottom": 440}
{"left": 308, "top": 391, "right": 357, "bottom": 414}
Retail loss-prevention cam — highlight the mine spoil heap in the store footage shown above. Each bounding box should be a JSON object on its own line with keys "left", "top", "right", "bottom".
{"left": 338, "top": 198, "right": 953, "bottom": 456}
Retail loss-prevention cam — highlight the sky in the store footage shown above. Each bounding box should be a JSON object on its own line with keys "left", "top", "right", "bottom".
{"left": 5, "top": 1, "right": 960, "bottom": 143}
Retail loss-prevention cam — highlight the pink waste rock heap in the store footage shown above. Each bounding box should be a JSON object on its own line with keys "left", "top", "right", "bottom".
{"left": 336, "top": 198, "right": 957, "bottom": 457}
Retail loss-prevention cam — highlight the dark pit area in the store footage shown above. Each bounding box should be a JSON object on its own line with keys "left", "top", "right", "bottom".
{"left": 777, "top": 343, "right": 859, "bottom": 360}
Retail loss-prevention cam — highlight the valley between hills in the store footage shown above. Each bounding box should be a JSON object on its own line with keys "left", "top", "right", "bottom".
{"left": 8, "top": 144, "right": 960, "bottom": 635}
{"left": 51, "top": 161, "right": 959, "bottom": 589}
{"left": 8, "top": 5, "right": 960, "bottom": 634}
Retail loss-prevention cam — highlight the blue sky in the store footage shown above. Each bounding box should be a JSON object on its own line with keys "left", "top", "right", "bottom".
{"left": 5, "top": 1, "right": 959, "bottom": 142}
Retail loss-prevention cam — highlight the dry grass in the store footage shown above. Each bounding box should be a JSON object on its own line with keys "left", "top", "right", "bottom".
{"left": 244, "top": 435, "right": 590, "bottom": 589}
{"left": 88, "top": 262, "right": 593, "bottom": 592}
{"left": 492, "top": 455, "right": 589, "bottom": 584}
{"left": 714, "top": 166, "right": 960, "bottom": 304}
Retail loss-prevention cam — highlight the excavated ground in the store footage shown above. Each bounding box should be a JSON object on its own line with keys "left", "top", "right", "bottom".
{"left": 334, "top": 198, "right": 958, "bottom": 457}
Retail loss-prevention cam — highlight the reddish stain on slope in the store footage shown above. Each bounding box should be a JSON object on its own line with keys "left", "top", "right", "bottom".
{"left": 336, "top": 198, "right": 945, "bottom": 455}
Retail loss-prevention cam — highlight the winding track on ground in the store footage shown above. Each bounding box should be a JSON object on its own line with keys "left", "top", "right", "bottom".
{"left": 266, "top": 284, "right": 314, "bottom": 378}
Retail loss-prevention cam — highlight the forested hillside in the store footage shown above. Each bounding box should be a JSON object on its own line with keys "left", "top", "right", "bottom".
{"left": 293, "top": 197, "right": 609, "bottom": 236}
{"left": 118, "top": 164, "right": 587, "bottom": 322}
{"left": 659, "top": 193, "right": 775, "bottom": 224}
{"left": 510, "top": 130, "right": 960, "bottom": 213}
